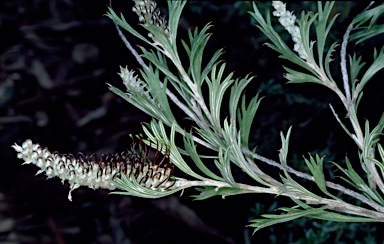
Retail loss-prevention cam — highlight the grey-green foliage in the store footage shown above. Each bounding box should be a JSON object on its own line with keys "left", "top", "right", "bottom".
{"left": 106, "top": 0, "right": 384, "bottom": 234}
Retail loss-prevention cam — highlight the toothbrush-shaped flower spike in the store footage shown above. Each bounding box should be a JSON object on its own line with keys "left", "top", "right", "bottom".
{"left": 119, "top": 66, "right": 154, "bottom": 102}
{"left": 12, "top": 139, "right": 175, "bottom": 201}
{"left": 272, "top": 1, "right": 308, "bottom": 60}
{"left": 132, "top": 0, "right": 169, "bottom": 39}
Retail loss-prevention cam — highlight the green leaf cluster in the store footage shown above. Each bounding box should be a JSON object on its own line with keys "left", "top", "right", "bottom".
{"left": 104, "top": 0, "right": 384, "bottom": 236}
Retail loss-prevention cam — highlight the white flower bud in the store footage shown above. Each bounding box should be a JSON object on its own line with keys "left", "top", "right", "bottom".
{"left": 272, "top": 1, "right": 307, "bottom": 61}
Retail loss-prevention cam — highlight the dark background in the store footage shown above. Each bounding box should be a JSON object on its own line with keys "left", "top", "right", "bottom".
{"left": 1, "top": 1, "right": 384, "bottom": 243}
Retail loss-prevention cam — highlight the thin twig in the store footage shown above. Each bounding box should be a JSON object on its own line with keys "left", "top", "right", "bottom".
{"left": 340, "top": 1, "right": 375, "bottom": 103}
{"left": 340, "top": 24, "right": 352, "bottom": 103}
{"left": 176, "top": 178, "right": 384, "bottom": 220}
{"left": 114, "top": 20, "right": 149, "bottom": 71}
{"left": 242, "top": 147, "right": 384, "bottom": 213}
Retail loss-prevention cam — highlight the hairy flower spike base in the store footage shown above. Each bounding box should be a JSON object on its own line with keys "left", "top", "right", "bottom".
{"left": 12, "top": 139, "right": 175, "bottom": 201}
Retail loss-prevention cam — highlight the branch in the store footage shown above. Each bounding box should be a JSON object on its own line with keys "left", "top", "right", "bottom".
{"left": 175, "top": 178, "right": 384, "bottom": 220}
{"left": 339, "top": 0, "right": 384, "bottom": 195}
{"left": 340, "top": 23, "right": 352, "bottom": 103}
{"left": 242, "top": 148, "right": 384, "bottom": 214}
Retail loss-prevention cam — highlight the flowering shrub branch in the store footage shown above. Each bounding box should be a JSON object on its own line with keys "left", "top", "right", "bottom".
{"left": 13, "top": 0, "right": 384, "bottom": 234}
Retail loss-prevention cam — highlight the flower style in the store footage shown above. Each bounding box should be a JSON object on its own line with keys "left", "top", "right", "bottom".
{"left": 12, "top": 139, "right": 175, "bottom": 201}
{"left": 132, "top": 0, "right": 169, "bottom": 38}
{"left": 272, "top": 1, "right": 308, "bottom": 60}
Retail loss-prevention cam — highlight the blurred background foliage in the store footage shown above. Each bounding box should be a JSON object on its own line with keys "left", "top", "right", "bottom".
{"left": 1, "top": 0, "right": 384, "bottom": 243}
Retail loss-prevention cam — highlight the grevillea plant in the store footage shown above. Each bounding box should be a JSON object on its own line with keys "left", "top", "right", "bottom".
{"left": 13, "top": 0, "right": 384, "bottom": 233}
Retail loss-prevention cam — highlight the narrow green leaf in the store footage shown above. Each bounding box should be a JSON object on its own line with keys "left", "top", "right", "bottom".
{"left": 201, "top": 49, "right": 224, "bottom": 81}
{"left": 106, "top": 8, "right": 152, "bottom": 46}
{"left": 349, "top": 53, "right": 366, "bottom": 91}
{"left": 140, "top": 65, "right": 175, "bottom": 123}
{"left": 297, "top": 11, "right": 319, "bottom": 64}
{"left": 206, "top": 63, "right": 234, "bottom": 129}
{"left": 332, "top": 157, "right": 384, "bottom": 204}
{"left": 181, "top": 39, "right": 191, "bottom": 57}
{"left": 378, "top": 143, "right": 384, "bottom": 162}
{"left": 324, "top": 42, "right": 338, "bottom": 84}
{"left": 303, "top": 154, "right": 337, "bottom": 200}
{"left": 350, "top": 24, "right": 384, "bottom": 44}
{"left": 112, "top": 174, "right": 181, "bottom": 199}
{"left": 284, "top": 67, "right": 323, "bottom": 85}
{"left": 316, "top": 1, "right": 337, "bottom": 69}
{"left": 229, "top": 75, "right": 255, "bottom": 124}
{"left": 192, "top": 186, "right": 253, "bottom": 200}
{"left": 230, "top": 128, "right": 270, "bottom": 186}
{"left": 278, "top": 126, "right": 292, "bottom": 166}
{"left": 308, "top": 211, "right": 378, "bottom": 222}
{"left": 237, "top": 93, "right": 262, "bottom": 147}
{"left": 108, "top": 84, "right": 161, "bottom": 122}
{"left": 218, "top": 147, "right": 237, "bottom": 186}
{"left": 140, "top": 47, "right": 181, "bottom": 86}
{"left": 291, "top": 199, "right": 378, "bottom": 222}
{"left": 352, "top": 4, "right": 384, "bottom": 29}
{"left": 249, "top": 206, "right": 327, "bottom": 233}
{"left": 183, "top": 132, "right": 224, "bottom": 181}
{"left": 280, "top": 173, "right": 321, "bottom": 200}
{"left": 362, "top": 113, "right": 384, "bottom": 160}
{"left": 329, "top": 104, "right": 354, "bottom": 141}
{"left": 356, "top": 47, "right": 384, "bottom": 95}
{"left": 190, "top": 23, "right": 213, "bottom": 86}
{"left": 167, "top": 1, "right": 187, "bottom": 45}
